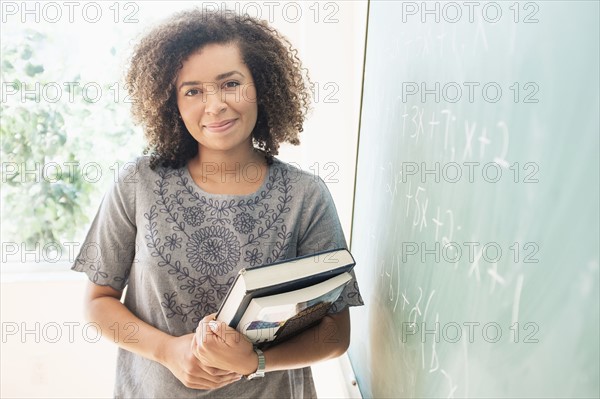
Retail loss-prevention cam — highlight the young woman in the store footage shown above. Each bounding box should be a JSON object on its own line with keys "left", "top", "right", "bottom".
{"left": 73, "top": 9, "right": 363, "bottom": 398}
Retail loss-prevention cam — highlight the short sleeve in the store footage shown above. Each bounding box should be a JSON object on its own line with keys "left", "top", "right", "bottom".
{"left": 297, "top": 177, "right": 364, "bottom": 314}
{"left": 71, "top": 162, "right": 137, "bottom": 291}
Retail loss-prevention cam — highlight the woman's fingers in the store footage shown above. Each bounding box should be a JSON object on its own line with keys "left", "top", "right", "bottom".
{"left": 202, "top": 364, "right": 239, "bottom": 377}
{"left": 183, "top": 362, "right": 241, "bottom": 387}
{"left": 165, "top": 333, "right": 240, "bottom": 390}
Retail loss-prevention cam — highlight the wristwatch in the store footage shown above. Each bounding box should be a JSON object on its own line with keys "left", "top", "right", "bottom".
{"left": 245, "top": 347, "right": 266, "bottom": 380}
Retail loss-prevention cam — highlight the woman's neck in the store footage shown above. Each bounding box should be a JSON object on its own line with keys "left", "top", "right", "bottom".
{"left": 189, "top": 146, "right": 268, "bottom": 184}
{"left": 192, "top": 145, "right": 264, "bottom": 172}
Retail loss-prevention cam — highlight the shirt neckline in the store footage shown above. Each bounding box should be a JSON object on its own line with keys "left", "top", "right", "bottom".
{"left": 182, "top": 157, "right": 276, "bottom": 198}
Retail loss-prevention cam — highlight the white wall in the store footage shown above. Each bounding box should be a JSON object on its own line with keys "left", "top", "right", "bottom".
{"left": 1, "top": 270, "right": 116, "bottom": 398}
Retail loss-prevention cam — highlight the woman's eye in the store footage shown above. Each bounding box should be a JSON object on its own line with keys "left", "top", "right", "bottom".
{"left": 184, "top": 88, "right": 201, "bottom": 96}
{"left": 224, "top": 81, "right": 240, "bottom": 89}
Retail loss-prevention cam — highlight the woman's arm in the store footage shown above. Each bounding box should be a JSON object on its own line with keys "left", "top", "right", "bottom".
{"left": 84, "top": 281, "right": 242, "bottom": 389}
{"left": 193, "top": 307, "right": 351, "bottom": 375}
{"left": 263, "top": 307, "right": 351, "bottom": 372}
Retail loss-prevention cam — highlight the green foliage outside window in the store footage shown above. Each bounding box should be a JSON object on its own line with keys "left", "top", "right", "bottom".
{"left": 1, "top": 29, "right": 144, "bottom": 255}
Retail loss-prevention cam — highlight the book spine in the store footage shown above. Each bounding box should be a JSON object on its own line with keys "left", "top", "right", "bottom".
{"left": 215, "top": 272, "right": 244, "bottom": 322}
{"left": 230, "top": 294, "right": 255, "bottom": 329}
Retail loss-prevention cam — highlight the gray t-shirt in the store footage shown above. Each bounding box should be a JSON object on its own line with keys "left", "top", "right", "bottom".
{"left": 72, "top": 155, "right": 364, "bottom": 398}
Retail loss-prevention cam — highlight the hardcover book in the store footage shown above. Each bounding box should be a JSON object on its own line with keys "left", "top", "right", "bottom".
{"left": 215, "top": 247, "right": 356, "bottom": 346}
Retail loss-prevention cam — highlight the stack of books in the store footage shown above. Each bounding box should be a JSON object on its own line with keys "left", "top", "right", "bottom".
{"left": 216, "top": 248, "right": 355, "bottom": 347}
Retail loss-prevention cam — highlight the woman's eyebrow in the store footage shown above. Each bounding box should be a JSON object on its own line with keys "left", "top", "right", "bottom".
{"left": 178, "top": 71, "right": 245, "bottom": 91}
{"left": 215, "top": 70, "right": 244, "bottom": 80}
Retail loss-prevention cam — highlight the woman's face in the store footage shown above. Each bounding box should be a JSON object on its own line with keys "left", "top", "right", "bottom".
{"left": 175, "top": 42, "right": 258, "bottom": 156}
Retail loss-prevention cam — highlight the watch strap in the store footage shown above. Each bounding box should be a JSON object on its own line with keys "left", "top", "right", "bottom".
{"left": 246, "top": 347, "right": 266, "bottom": 380}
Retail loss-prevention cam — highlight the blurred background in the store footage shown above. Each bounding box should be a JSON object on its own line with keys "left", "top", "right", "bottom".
{"left": 0, "top": 1, "right": 367, "bottom": 397}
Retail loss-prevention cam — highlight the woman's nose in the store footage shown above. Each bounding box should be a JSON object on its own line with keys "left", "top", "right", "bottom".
{"left": 204, "top": 83, "right": 227, "bottom": 115}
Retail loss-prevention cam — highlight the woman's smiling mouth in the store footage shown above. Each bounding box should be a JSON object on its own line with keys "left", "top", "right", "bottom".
{"left": 203, "top": 118, "right": 238, "bottom": 133}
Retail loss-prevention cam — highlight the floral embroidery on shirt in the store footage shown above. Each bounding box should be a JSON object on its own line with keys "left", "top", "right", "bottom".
{"left": 233, "top": 211, "right": 259, "bottom": 234}
{"left": 183, "top": 206, "right": 205, "bottom": 226}
{"left": 165, "top": 233, "right": 182, "bottom": 251}
{"left": 244, "top": 247, "right": 263, "bottom": 267}
{"left": 145, "top": 164, "right": 294, "bottom": 324}
{"left": 89, "top": 263, "right": 108, "bottom": 283}
{"left": 112, "top": 268, "right": 130, "bottom": 290}
{"left": 186, "top": 226, "right": 241, "bottom": 275}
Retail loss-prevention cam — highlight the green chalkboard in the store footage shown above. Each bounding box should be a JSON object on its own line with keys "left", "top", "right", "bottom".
{"left": 348, "top": 1, "right": 599, "bottom": 398}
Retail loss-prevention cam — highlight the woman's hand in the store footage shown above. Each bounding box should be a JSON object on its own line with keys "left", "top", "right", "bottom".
{"left": 193, "top": 314, "right": 258, "bottom": 376}
{"left": 160, "top": 333, "right": 242, "bottom": 390}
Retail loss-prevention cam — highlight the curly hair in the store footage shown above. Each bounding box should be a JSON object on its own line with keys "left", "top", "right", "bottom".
{"left": 125, "top": 8, "right": 312, "bottom": 170}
